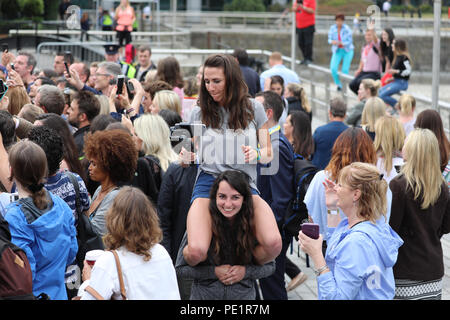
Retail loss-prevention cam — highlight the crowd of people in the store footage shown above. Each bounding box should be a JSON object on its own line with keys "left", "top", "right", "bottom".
{"left": 0, "top": 15, "right": 448, "bottom": 301}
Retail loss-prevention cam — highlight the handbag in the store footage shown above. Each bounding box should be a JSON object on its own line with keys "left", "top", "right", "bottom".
{"left": 84, "top": 250, "right": 127, "bottom": 300}
{"left": 65, "top": 172, "right": 104, "bottom": 271}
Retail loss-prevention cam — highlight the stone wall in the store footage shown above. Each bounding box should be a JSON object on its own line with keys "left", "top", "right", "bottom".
{"left": 191, "top": 30, "right": 450, "bottom": 73}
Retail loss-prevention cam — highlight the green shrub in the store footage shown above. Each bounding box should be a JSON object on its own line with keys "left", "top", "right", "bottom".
{"left": 22, "top": 0, "right": 44, "bottom": 18}
{"left": 224, "top": 0, "right": 266, "bottom": 12}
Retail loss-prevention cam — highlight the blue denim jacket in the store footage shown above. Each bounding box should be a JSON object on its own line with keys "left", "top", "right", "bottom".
{"left": 328, "top": 23, "right": 354, "bottom": 53}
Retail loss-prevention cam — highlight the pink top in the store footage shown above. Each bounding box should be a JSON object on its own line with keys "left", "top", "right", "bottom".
{"left": 116, "top": 6, "right": 134, "bottom": 31}
{"left": 361, "top": 41, "right": 382, "bottom": 73}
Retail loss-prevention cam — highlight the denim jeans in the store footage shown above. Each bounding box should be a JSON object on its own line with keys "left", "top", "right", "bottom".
{"left": 330, "top": 48, "right": 354, "bottom": 88}
{"left": 378, "top": 78, "right": 409, "bottom": 107}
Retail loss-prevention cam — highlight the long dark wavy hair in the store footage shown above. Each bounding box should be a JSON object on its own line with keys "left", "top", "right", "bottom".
{"left": 208, "top": 170, "right": 256, "bottom": 265}
{"left": 199, "top": 54, "right": 253, "bottom": 130}
{"left": 290, "top": 110, "right": 314, "bottom": 159}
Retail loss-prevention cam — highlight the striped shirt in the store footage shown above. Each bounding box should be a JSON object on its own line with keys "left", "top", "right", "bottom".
{"left": 45, "top": 170, "right": 91, "bottom": 222}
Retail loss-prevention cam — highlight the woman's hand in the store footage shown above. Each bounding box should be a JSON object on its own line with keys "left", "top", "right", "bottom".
{"left": 179, "top": 146, "right": 196, "bottom": 167}
{"left": 241, "top": 145, "right": 258, "bottom": 163}
{"left": 298, "top": 231, "right": 324, "bottom": 260}
{"left": 215, "top": 264, "right": 231, "bottom": 282}
{"left": 6, "top": 69, "right": 24, "bottom": 88}
{"left": 219, "top": 265, "right": 245, "bottom": 285}
{"left": 323, "top": 178, "right": 338, "bottom": 210}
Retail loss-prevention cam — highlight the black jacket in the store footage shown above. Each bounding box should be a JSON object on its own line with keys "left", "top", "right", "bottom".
{"left": 286, "top": 97, "right": 312, "bottom": 121}
{"left": 157, "top": 163, "right": 198, "bottom": 263}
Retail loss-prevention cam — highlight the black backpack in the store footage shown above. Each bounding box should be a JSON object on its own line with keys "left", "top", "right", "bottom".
{"left": 283, "top": 153, "right": 319, "bottom": 240}
{"left": 0, "top": 234, "right": 34, "bottom": 300}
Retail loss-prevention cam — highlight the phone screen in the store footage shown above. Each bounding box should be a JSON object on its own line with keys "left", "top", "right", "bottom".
{"left": 117, "top": 76, "right": 125, "bottom": 95}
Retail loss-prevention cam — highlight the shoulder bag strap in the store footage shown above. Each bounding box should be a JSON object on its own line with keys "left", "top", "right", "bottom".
{"left": 65, "top": 172, "right": 81, "bottom": 216}
{"left": 84, "top": 285, "right": 105, "bottom": 300}
{"left": 110, "top": 250, "right": 127, "bottom": 300}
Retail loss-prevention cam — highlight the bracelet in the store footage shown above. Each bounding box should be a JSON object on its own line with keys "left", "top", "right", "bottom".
{"left": 256, "top": 148, "right": 261, "bottom": 161}
{"left": 126, "top": 108, "right": 135, "bottom": 114}
{"left": 314, "top": 264, "right": 329, "bottom": 276}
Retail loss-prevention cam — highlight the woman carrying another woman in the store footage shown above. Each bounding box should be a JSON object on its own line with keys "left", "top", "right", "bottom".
{"left": 183, "top": 54, "right": 281, "bottom": 268}
{"left": 176, "top": 170, "right": 275, "bottom": 300}
{"left": 299, "top": 162, "right": 403, "bottom": 299}
{"left": 389, "top": 129, "right": 450, "bottom": 300}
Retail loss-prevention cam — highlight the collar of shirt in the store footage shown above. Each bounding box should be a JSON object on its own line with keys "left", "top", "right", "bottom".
{"left": 269, "top": 124, "right": 281, "bottom": 135}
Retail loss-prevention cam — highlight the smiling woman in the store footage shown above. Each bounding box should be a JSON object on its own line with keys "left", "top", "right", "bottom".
{"left": 182, "top": 54, "right": 281, "bottom": 269}
{"left": 176, "top": 170, "right": 276, "bottom": 300}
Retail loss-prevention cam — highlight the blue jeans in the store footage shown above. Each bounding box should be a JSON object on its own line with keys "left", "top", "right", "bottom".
{"left": 330, "top": 48, "right": 354, "bottom": 88}
{"left": 378, "top": 78, "right": 409, "bottom": 107}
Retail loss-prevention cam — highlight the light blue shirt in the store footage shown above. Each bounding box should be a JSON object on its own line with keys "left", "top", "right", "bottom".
{"left": 304, "top": 170, "right": 392, "bottom": 242}
{"left": 259, "top": 64, "right": 300, "bottom": 91}
{"left": 317, "top": 218, "right": 403, "bottom": 300}
{"left": 328, "top": 23, "right": 354, "bottom": 54}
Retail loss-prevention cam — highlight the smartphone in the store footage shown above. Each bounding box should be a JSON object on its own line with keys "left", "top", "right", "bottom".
{"left": 64, "top": 62, "right": 71, "bottom": 78}
{"left": 116, "top": 75, "right": 125, "bottom": 95}
{"left": 1, "top": 43, "right": 8, "bottom": 53}
{"left": 301, "top": 223, "right": 319, "bottom": 240}
{"left": 10, "top": 63, "right": 15, "bottom": 71}
{"left": 127, "top": 80, "right": 134, "bottom": 93}
{"left": 297, "top": 0, "right": 303, "bottom": 4}
{"left": 0, "top": 79, "right": 8, "bottom": 101}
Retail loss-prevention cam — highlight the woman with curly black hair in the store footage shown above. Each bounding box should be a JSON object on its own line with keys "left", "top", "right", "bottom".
{"left": 176, "top": 170, "right": 275, "bottom": 300}
{"left": 84, "top": 129, "right": 138, "bottom": 236}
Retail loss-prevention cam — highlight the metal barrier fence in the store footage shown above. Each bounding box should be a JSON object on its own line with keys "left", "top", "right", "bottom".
{"left": 33, "top": 44, "right": 450, "bottom": 135}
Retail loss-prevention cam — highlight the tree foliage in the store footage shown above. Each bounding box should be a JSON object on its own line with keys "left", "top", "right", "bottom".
{"left": 224, "top": 0, "right": 266, "bottom": 12}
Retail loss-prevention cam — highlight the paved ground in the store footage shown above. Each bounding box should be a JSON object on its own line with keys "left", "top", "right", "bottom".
{"left": 285, "top": 234, "right": 450, "bottom": 300}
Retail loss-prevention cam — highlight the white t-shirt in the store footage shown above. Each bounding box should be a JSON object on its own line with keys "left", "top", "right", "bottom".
{"left": 80, "top": 245, "right": 180, "bottom": 300}
{"left": 376, "top": 156, "right": 404, "bottom": 185}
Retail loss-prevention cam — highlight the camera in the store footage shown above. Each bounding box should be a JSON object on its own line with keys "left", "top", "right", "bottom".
{"left": 169, "top": 122, "right": 206, "bottom": 155}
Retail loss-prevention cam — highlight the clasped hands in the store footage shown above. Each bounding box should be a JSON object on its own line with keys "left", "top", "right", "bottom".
{"left": 214, "top": 264, "right": 245, "bottom": 286}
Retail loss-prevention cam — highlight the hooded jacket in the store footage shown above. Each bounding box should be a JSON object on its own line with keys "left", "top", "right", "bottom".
{"left": 317, "top": 218, "right": 403, "bottom": 300}
{"left": 5, "top": 190, "right": 78, "bottom": 300}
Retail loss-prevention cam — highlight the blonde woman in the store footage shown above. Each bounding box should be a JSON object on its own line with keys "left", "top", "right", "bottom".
{"left": 396, "top": 94, "right": 415, "bottom": 137}
{"left": 300, "top": 162, "right": 403, "bottom": 300}
{"left": 150, "top": 89, "right": 182, "bottom": 116}
{"left": 346, "top": 79, "right": 381, "bottom": 127}
{"left": 361, "top": 96, "right": 386, "bottom": 140}
{"left": 374, "top": 115, "right": 405, "bottom": 184}
{"left": 389, "top": 128, "right": 450, "bottom": 300}
{"left": 285, "top": 83, "right": 312, "bottom": 121}
{"left": 133, "top": 114, "right": 178, "bottom": 172}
